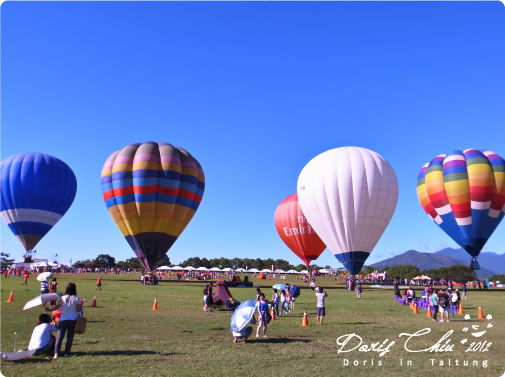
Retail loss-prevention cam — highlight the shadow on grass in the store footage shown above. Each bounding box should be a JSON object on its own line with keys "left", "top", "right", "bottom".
{"left": 253, "top": 338, "right": 311, "bottom": 344}
{"left": 72, "top": 350, "right": 181, "bottom": 357}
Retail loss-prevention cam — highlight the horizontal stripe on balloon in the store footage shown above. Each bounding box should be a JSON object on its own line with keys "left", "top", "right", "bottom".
{"left": 160, "top": 154, "right": 182, "bottom": 164}
{"left": 7, "top": 222, "right": 53, "bottom": 236}
{"left": 436, "top": 203, "right": 452, "bottom": 215}
{"left": 455, "top": 217, "right": 472, "bottom": 226}
{"left": 471, "top": 201, "right": 491, "bottom": 210}
{"left": 1, "top": 209, "right": 62, "bottom": 226}
{"left": 488, "top": 208, "right": 503, "bottom": 218}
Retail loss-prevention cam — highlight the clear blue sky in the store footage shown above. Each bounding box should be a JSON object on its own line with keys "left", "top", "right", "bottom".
{"left": 2, "top": 1, "right": 504, "bottom": 268}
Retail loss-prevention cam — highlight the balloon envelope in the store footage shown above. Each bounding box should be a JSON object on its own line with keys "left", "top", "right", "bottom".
{"left": 101, "top": 142, "right": 205, "bottom": 271}
{"left": 417, "top": 149, "right": 505, "bottom": 258}
{"left": 297, "top": 147, "right": 399, "bottom": 275}
{"left": 274, "top": 194, "right": 326, "bottom": 267}
{"left": 1, "top": 153, "right": 77, "bottom": 251}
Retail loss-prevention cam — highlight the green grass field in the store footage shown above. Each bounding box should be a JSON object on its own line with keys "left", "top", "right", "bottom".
{"left": 1, "top": 273, "right": 504, "bottom": 377}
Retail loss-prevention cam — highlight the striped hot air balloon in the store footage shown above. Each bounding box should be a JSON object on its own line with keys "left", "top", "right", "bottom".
{"left": 297, "top": 147, "right": 399, "bottom": 275}
{"left": 101, "top": 142, "right": 205, "bottom": 271}
{"left": 274, "top": 194, "right": 326, "bottom": 268}
{"left": 1, "top": 153, "right": 77, "bottom": 251}
{"left": 417, "top": 149, "right": 505, "bottom": 268}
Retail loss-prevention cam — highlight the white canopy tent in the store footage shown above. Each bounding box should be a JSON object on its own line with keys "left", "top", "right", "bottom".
{"left": 209, "top": 267, "right": 222, "bottom": 272}
{"left": 221, "top": 267, "right": 232, "bottom": 272}
{"left": 183, "top": 266, "right": 196, "bottom": 271}
{"left": 274, "top": 269, "right": 286, "bottom": 273}
{"left": 157, "top": 266, "right": 171, "bottom": 270}
{"left": 196, "top": 267, "right": 209, "bottom": 271}
{"left": 260, "top": 269, "right": 271, "bottom": 273}
{"left": 300, "top": 270, "right": 308, "bottom": 274}
{"left": 286, "top": 270, "right": 298, "bottom": 274}
{"left": 235, "top": 268, "right": 246, "bottom": 273}
{"left": 247, "top": 268, "right": 260, "bottom": 273}
{"left": 169, "top": 266, "right": 183, "bottom": 270}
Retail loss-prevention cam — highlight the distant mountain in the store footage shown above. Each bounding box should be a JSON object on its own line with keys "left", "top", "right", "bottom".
{"left": 371, "top": 249, "right": 498, "bottom": 279}
{"left": 435, "top": 248, "right": 505, "bottom": 275}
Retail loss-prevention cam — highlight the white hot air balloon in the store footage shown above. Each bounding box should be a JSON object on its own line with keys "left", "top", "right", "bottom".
{"left": 297, "top": 147, "right": 399, "bottom": 275}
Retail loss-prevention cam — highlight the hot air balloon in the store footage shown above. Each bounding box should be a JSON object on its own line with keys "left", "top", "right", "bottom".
{"left": 274, "top": 194, "right": 326, "bottom": 270}
{"left": 417, "top": 149, "right": 505, "bottom": 270}
{"left": 1, "top": 153, "right": 77, "bottom": 252}
{"left": 297, "top": 147, "right": 399, "bottom": 275}
{"left": 101, "top": 142, "right": 205, "bottom": 271}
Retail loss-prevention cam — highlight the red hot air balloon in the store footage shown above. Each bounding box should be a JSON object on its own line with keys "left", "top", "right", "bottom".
{"left": 274, "top": 194, "right": 326, "bottom": 269}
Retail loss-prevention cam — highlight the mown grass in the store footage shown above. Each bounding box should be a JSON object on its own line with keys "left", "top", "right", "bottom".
{"left": 1, "top": 273, "right": 504, "bottom": 377}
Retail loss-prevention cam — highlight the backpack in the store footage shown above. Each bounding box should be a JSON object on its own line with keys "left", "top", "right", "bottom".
{"left": 438, "top": 294, "right": 448, "bottom": 308}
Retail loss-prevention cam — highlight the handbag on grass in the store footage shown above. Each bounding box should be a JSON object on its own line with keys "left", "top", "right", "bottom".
{"left": 74, "top": 316, "right": 87, "bottom": 334}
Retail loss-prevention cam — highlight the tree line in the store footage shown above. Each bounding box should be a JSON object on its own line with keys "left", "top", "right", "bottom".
{"left": 72, "top": 254, "right": 332, "bottom": 272}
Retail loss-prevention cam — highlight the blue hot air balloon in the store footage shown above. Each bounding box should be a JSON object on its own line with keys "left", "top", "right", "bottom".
{"left": 1, "top": 153, "right": 77, "bottom": 251}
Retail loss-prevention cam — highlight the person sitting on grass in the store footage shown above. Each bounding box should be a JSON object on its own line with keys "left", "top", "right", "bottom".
{"left": 232, "top": 315, "right": 256, "bottom": 344}
{"left": 28, "top": 314, "right": 57, "bottom": 357}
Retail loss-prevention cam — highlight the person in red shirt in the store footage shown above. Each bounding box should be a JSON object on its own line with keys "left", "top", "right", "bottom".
{"left": 96, "top": 276, "right": 102, "bottom": 290}
{"left": 22, "top": 271, "right": 29, "bottom": 285}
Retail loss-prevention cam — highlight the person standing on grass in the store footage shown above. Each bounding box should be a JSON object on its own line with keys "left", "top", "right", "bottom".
{"left": 256, "top": 293, "right": 271, "bottom": 338}
{"left": 49, "top": 278, "right": 59, "bottom": 306}
{"left": 271, "top": 288, "right": 280, "bottom": 316}
{"left": 46, "top": 282, "right": 82, "bottom": 358}
{"left": 315, "top": 287, "right": 328, "bottom": 325}
{"left": 279, "top": 290, "right": 290, "bottom": 315}
{"left": 285, "top": 288, "right": 292, "bottom": 310}
{"left": 310, "top": 278, "right": 316, "bottom": 293}
{"left": 207, "top": 283, "right": 214, "bottom": 312}
{"left": 96, "top": 275, "right": 102, "bottom": 290}
{"left": 462, "top": 283, "right": 467, "bottom": 299}
{"left": 356, "top": 283, "right": 362, "bottom": 299}
{"left": 22, "top": 271, "right": 29, "bottom": 285}
{"left": 430, "top": 289, "right": 439, "bottom": 322}
{"left": 437, "top": 288, "right": 450, "bottom": 323}
{"left": 203, "top": 284, "right": 209, "bottom": 312}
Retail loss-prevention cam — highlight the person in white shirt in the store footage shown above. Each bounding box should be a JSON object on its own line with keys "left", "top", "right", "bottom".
{"left": 315, "top": 287, "right": 328, "bottom": 325}
{"left": 28, "top": 314, "right": 57, "bottom": 355}
{"left": 46, "top": 282, "right": 82, "bottom": 358}
{"left": 232, "top": 315, "right": 256, "bottom": 344}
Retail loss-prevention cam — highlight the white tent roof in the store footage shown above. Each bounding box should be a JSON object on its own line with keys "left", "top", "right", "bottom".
{"left": 196, "top": 267, "right": 209, "bottom": 271}
{"left": 169, "top": 266, "right": 183, "bottom": 270}
{"left": 209, "top": 267, "right": 222, "bottom": 272}
{"left": 286, "top": 270, "right": 298, "bottom": 274}
{"left": 300, "top": 270, "right": 308, "bottom": 274}
{"left": 235, "top": 268, "right": 246, "bottom": 272}
{"left": 221, "top": 267, "right": 232, "bottom": 272}
{"left": 274, "top": 269, "right": 286, "bottom": 273}
{"left": 319, "top": 269, "right": 330, "bottom": 274}
{"left": 247, "top": 268, "right": 260, "bottom": 273}
{"left": 157, "top": 266, "right": 170, "bottom": 270}
{"left": 260, "top": 269, "right": 271, "bottom": 273}
{"left": 183, "top": 266, "right": 196, "bottom": 270}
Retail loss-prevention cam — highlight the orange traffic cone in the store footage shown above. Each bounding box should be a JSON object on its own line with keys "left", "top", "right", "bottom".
{"left": 410, "top": 301, "right": 413, "bottom": 309}
{"left": 427, "top": 307, "right": 432, "bottom": 318}
{"left": 478, "top": 306, "right": 484, "bottom": 319}
{"left": 153, "top": 298, "right": 158, "bottom": 310}
{"left": 302, "top": 310, "right": 308, "bottom": 326}
{"left": 458, "top": 303, "right": 463, "bottom": 314}
{"left": 413, "top": 303, "right": 418, "bottom": 314}
{"left": 6, "top": 291, "right": 13, "bottom": 302}
{"left": 91, "top": 295, "right": 97, "bottom": 307}
{"left": 271, "top": 307, "right": 276, "bottom": 321}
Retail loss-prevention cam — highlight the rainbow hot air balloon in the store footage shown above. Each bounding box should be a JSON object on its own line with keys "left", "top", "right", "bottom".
{"left": 274, "top": 194, "right": 326, "bottom": 268}
{"left": 1, "top": 153, "right": 77, "bottom": 251}
{"left": 297, "top": 147, "right": 399, "bottom": 275}
{"left": 101, "top": 142, "right": 205, "bottom": 271}
{"left": 417, "top": 149, "right": 505, "bottom": 268}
